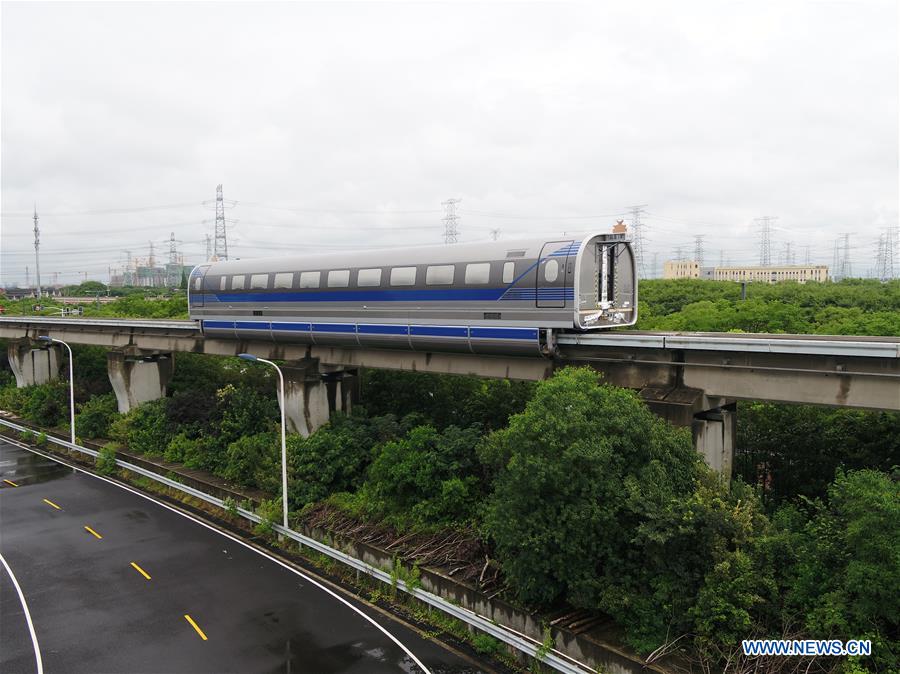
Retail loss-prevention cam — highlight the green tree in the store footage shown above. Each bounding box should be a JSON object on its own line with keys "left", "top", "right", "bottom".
{"left": 482, "top": 367, "right": 699, "bottom": 613}
{"left": 774, "top": 470, "right": 899, "bottom": 671}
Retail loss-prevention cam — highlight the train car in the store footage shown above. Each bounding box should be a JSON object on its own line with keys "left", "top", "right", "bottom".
{"left": 188, "top": 231, "right": 636, "bottom": 356}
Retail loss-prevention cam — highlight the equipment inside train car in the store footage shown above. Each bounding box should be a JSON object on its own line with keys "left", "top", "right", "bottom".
{"left": 188, "top": 231, "right": 636, "bottom": 357}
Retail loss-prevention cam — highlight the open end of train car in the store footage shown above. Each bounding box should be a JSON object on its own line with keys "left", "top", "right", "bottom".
{"left": 575, "top": 234, "right": 637, "bottom": 330}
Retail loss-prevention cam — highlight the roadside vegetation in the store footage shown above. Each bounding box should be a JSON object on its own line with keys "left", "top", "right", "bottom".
{"left": 0, "top": 277, "right": 897, "bottom": 673}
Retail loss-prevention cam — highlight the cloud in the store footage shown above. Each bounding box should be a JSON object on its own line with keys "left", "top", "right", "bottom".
{"left": 1, "top": 0, "right": 896, "bottom": 283}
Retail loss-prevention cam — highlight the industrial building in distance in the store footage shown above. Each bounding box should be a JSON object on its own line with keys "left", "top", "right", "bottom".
{"left": 663, "top": 260, "right": 830, "bottom": 283}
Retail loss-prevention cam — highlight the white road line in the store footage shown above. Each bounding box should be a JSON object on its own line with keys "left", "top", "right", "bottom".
{"left": 0, "top": 550, "right": 44, "bottom": 674}
{"left": 0, "top": 438, "right": 432, "bottom": 674}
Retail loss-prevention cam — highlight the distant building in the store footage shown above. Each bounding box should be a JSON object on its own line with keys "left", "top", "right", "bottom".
{"left": 715, "top": 265, "right": 829, "bottom": 284}
{"left": 663, "top": 260, "right": 700, "bottom": 279}
{"left": 663, "top": 260, "right": 829, "bottom": 284}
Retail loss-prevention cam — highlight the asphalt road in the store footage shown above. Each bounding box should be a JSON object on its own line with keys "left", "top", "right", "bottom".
{"left": 0, "top": 438, "right": 488, "bottom": 674}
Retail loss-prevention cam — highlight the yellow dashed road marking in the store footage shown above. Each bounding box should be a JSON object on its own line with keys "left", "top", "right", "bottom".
{"left": 84, "top": 526, "right": 103, "bottom": 539}
{"left": 184, "top": 614, "right": 208, "bottom": 641}
{"left": 130, "top": 562, "right": 151, "bottom": 580}
{"left": 3, "top": 479, "right": 18, "bottom": 487}
{"left": 43, "top": 498, "right": 61, "bottom": 510}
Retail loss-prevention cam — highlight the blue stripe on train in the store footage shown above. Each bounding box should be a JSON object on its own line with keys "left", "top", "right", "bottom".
{"left": 312, "top": 323, "right": 356, "bottom": 333}
{"left": 272, "top": 322, "right": 311, "bottom": 331}
{"left": 470, "top": 327, "right": 539, "bottom": 340}
{"left": 410, "top": 325, "right": 468, "bottom": 338}
{"left": 203, "top": 321, "right": 538, "bottom": 340}
{"left": 357, "top": 324, "right": 409, "bottom": 335}
{"left": 215, "top": 288, "right": 506, "bottom": 303}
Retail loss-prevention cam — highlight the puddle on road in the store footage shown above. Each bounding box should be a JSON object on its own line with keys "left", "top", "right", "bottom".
{"left": 0, "top": 443, "right": 70, "bottom": 486}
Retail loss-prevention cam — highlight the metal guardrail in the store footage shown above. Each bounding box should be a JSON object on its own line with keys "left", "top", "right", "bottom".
{"left": 0, "top": 418, "right": 596, "bottom": 674}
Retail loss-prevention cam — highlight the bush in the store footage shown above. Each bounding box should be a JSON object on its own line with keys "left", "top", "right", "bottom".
{"left": 482, "top": 367, "right": 699, "bottom": 619}
{"left": 20, "top": 381, "right": 70, "bottom": 427}
{"left": 361, "top": 370, "right": 533, "bottom": 430}
{"left": 95, "top": 444, "right": 117, "bottom": 475}
{"left": 287, "top": 412, "right": 404, "bottom": 509}
{"left": 0, "top": 385, "right": 29, "bottom": 414}
{"left": 109, "top": 398, "right": 170, "bottom": 455}
{"left": 366, "top": 423, "right": 484, "bottom": 527}
{"left": 75, "top": 393, "right": 120, "bottom": 439}
{"left": 165, "top": 432, "right": 223, "bottom": 472}
{"left": 223, "top": 432, "right": 280, "bottom": 492}
{"left": 216, "top": 384, "right": 279, "bottom": 446}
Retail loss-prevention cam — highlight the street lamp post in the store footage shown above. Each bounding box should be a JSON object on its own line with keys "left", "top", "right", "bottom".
{"left": 238, "top": 353, "right": 289, "bottom": 531}
{"left": 37, "top": 336, "right": 75, "bottom": 446}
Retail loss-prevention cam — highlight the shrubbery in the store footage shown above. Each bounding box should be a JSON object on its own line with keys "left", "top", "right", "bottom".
{"left": 109, "top": 398, "right": 170, "bottom": 455}
{"left": 95, "top": 444, "right": 117, "bottom": 475}
{"left": 287, "top": 412, "right": 404, "bottom": 509}
{"left": 75, "top": 392, "right": 120, "bottom": 439}
{"left": 366, "top": 423, "right": 484, "bottom": 528}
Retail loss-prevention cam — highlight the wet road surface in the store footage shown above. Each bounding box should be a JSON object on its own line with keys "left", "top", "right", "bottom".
{"left": 0, "top": 438, "right": 487, "bottom": 673}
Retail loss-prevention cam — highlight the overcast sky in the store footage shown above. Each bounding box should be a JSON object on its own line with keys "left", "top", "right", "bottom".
{"left": 1, "top": 1, "right": 897, "bottom": 285}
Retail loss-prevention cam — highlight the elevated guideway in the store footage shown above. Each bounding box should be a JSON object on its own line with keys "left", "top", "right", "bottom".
{"left": 0, "top": 317, "right": 896, "bottom": 410}
{"left": 1, "top": 316, "right": 897, "bottom": 475}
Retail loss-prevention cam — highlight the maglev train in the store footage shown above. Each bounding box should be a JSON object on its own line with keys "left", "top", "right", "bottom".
{"left": 188, "top": 231, "right": 636, "bottom": 356}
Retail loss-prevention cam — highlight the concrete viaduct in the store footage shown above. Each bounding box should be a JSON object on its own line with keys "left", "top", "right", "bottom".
{"left": 1, "top": 316, "right": 897, "bottom": 475}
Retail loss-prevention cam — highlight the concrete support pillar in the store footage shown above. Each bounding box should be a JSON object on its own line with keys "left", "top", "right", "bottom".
{"left": 7, "top": 339, "right": 61, "bottom": 387}
{"left": 107, "top": 348, "right": 174, "bottom": 413}
{"left": 692, "top": 403, "right": 736, "bottom": 477}
{"left": 640, "top": 386, "right": 735, "bottom": 477}
{"left": 281, "top": 360, "right": 356, "bottom": 437}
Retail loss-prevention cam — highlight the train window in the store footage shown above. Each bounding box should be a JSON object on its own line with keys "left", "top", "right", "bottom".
{"left": 219, "top": 276, "right": 227, "bottom": 291}
{"left": 250, "top": 274, "right": 269, "bottom": 289}
{"left": 425, "top": 265, "right": 455, "bottom": 285}
{"left": 299, "top": 271, "right": 320, "bottom": 288}
{"left": 465, "top": 263, "right": 491, "bottom": 284}
{"left": 273, "top": 272, "right": 293, "bottom": 289}
{"left": 231, "top": 275, "right": 245, "bottom": 290}
{"left": 193, "top": 277, "right": 202, "bottom": 290}
{"left": 357, "top": 268, "right": 381, "bottom": 287}
{"left": 390, "top": 267, "right": 417, "bottom": 286}
{"left": 328, "top": 270, "right": 350, "bottom": 287}
{"left": 502, "top": 261, "right": 515, "bottom": 284}
{"left": 544, "top": 259, "right": 559, "bottom": 283}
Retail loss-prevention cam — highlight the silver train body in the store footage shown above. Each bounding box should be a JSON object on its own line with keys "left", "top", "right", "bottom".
{"left": 188, "top": 232, "right": 637, "bottom": 356}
